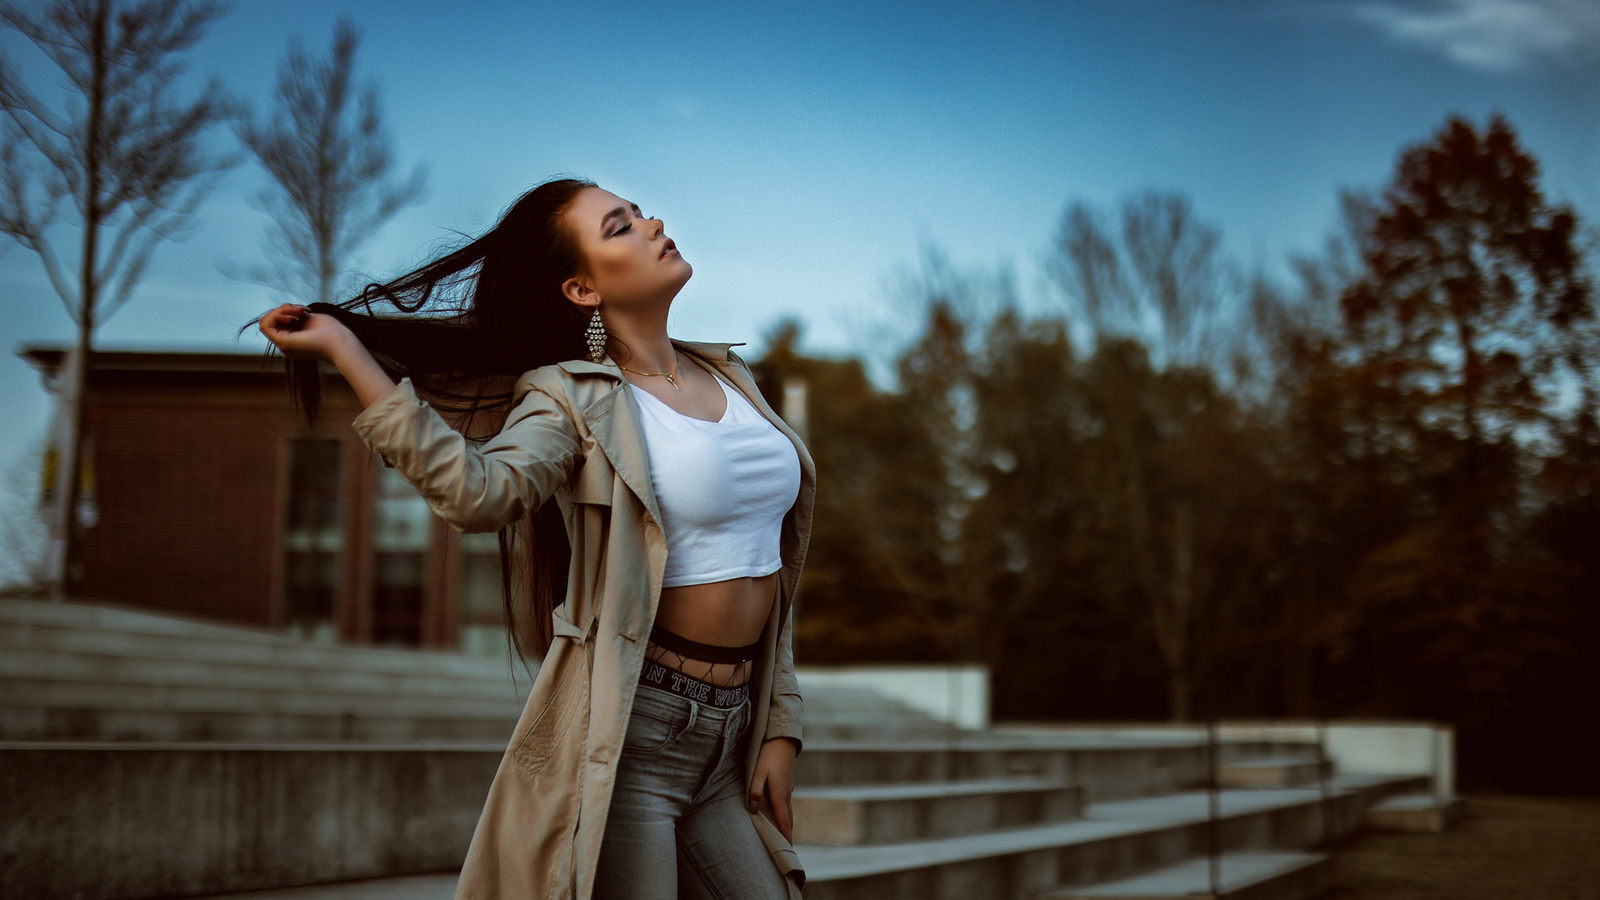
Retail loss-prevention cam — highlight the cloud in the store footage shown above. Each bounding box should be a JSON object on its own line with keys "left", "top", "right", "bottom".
{"left": 1345, "top": 0, "right": 1600, "bottom": 71}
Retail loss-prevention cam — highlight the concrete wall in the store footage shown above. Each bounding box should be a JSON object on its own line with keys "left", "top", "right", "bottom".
{"left": 1216, "top": 721, "right": 1454, "bottom": 797}
{"left": 0, "top": 742, "right": 499, "bottom": 900}
{"left": 1322, "top": 724, "right": 1454, "bottom": 798}
{"left": 999, "top": 719, "right": 1456, "bottom": 797}
{"left": 797, "top": 665, "right": 990, "bottom": 729}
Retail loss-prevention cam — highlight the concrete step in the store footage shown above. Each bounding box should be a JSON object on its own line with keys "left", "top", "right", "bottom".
{"left": 1036, "top": 851, "right": 1330, "bottom": 900}
{"left": 797, "top": 774, "right": 1424, "bottom": 900}
{"left": 796, "top": 735, "right": 1230, "bottom": 802}
{"left": 0, "top": 704, "right": 518, "bottom": 743}
{"left": 801, "top": 684, "right": 961, "bottom": 740}
{"left": 1, "top": 741, "right": 499, "bottom": 900}
{"left": 0, "top": 598, "right": 527, "bottom": 682}
{"left": 793, "top": 777, "right": 1085, "bottom": 846}
{"left": 0, "top": 647, "right": 530, "bottom": 701}
{"left": 1361, "top": 793, "right": 1464, "bottom": 833}
{"left": 0, "top": 677, "right": 525, "bottom": 720}
{"left": 1217, "top": 757, "right": 1331, "bottom": 789}
{"left": 175, "top": 854, "right": 1330, "bottom": 900}
{"left": 188, "top": 873, "right": 458, "bottom": 900}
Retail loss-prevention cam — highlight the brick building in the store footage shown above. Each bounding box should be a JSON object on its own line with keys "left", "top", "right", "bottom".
{"left": 20, "top": 347, "right": 510, "bottom": 656}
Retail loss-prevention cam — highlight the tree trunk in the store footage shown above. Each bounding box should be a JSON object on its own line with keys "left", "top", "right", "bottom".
{"left": 1282, "top": 551, "right": 1315, "bottom": 717}
{"left": 1167, "top": 664, "right": 1190, "bottom": 722}
{"left": 1165, "top": 500, "right": 1193, "bottom": 721}
{"left": 49, "top": 0, "right": 108, "bottom": 600}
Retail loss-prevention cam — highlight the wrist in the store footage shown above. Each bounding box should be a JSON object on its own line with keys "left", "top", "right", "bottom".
{"left": 326, "top": 327, "right": 365, "bottom": 366}
{"left": 763, "top": 736, "right": 800, "bottom": 757}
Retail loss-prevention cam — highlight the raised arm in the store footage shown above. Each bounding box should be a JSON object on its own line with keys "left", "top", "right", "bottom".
{"left": 259, "top": 303, "right": 580, "bottom": 533}
{"left": 258, "top": 304, "right": 397, "bottom": 405}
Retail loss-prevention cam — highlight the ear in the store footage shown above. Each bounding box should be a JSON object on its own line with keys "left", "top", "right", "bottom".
{"left": 562, "top": 276, "right": 600, "bottom": 310}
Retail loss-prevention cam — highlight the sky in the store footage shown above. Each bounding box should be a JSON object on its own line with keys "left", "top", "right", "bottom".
{"left": 0, "top": 0, "right": 1595, "bottom": 513}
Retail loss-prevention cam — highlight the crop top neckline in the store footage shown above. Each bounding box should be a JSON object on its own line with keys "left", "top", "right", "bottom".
{"left": 627, "top": 365, "right": 802, "bottom": 589}
{"left": 627, "top": 370, "right": 735, "bottom": 425}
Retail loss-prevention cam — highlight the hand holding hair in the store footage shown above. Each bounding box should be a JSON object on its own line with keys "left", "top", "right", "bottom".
{"left": 258, "top": 303, "right": 349, "bottom": 362}
{"left": 258, "top": 302, "right": 396, "bottom": 407}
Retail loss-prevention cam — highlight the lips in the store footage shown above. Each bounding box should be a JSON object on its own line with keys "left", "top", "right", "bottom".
{"left": 660, "top": 238, "right": 677, "bottom": 259}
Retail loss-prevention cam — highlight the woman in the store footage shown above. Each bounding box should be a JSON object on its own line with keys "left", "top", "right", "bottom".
{"left": 257, "top": 178, "right": 813, "bottom": 900}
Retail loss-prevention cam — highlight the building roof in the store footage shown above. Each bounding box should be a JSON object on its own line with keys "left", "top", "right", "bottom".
{"left": 17, "top": 345, "right": 290, "bottom": 377}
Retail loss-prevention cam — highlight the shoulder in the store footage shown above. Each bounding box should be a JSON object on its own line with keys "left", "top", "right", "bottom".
{"left": 512, "top": 359, "right": 619, "bottom": 404}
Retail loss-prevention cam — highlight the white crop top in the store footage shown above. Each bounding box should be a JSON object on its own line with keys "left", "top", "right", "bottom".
{"left": 629, "top": 373, "right": 802, "bottom": 588}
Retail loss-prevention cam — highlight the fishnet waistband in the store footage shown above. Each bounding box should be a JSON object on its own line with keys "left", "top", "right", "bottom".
{"left": 644, "top": 623, "right": 759, "bottom": 688}
{"left": 638, "top": 657, "right": 750, "bottom": 709}
{"left": 644, "top": 642, "right": 753, "bottom": 688}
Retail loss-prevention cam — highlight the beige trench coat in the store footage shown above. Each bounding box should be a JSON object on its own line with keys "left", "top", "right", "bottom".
{"left": 350, "top": 340, "right": 813, "bottom": 900}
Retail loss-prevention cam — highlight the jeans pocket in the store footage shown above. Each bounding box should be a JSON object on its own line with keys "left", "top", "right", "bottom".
{"left": 622, "top": 708, "right": 678, "bottom": 754}
{"left": 623, "top": 689, "right": 692, "bottom": 754}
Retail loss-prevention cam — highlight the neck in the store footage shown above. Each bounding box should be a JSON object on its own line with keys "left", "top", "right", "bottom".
{"left": 605, "top": 308, "right": 677, "bottom": 373}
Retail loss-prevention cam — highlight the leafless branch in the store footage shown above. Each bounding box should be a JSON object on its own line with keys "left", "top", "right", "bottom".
{"left": 233, "top": 18, "right": 425, "bottom": 305}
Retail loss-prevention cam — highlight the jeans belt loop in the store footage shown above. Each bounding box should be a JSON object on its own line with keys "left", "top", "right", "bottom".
{"left": 676, "top": 700, "right": 698, "bottom": 743}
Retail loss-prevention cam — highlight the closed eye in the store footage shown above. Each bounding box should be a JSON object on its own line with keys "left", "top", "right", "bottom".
{"left": 605, "top": 204, "right": 647, "bottom": 238}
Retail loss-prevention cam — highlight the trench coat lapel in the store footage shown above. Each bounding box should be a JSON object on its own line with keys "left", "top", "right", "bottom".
{"left": 554, "top": 359, "right": 663, "bottom": 528}
{"left": 676, "top": 340, "right": 811, "bottom": 463}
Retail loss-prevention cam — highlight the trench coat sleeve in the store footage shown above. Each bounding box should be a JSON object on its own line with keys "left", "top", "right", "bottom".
{"left": 764, "top": 571, "right": 804, "bottom": 752}
{"left": 350, "top": 376, "right": 580, "bottom": 534}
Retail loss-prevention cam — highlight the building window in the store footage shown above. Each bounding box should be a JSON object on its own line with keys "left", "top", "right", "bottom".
{"left": 284, "top": 438, "right": 341, "bottom": 642}
{"left": 372, "top": 465, "right": 431, "bottom": 646}
{"left": 458, "top": 530, "right": 509, "bottom": 659}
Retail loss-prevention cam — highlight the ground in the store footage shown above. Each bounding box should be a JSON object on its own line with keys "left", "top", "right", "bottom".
{"left": 1327, "top": 794, "right": 1600, "bottom": 899}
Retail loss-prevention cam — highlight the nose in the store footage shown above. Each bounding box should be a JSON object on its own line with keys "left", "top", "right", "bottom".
{"left": 647, "top": 215, "right": 665, "bottom": 238}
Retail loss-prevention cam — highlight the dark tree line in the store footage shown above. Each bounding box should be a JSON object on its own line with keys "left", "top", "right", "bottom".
{"left": 754, "top": 115, "right": 1598, "bottom": 794}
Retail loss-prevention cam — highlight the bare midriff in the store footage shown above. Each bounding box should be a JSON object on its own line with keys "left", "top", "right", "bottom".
{"left": 647, "top": 572, "right": 778, "bottom": 688}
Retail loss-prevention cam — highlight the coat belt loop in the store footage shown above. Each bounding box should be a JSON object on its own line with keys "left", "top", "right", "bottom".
{"left": 550, "top": 607, "right": 589, "bottom": 644}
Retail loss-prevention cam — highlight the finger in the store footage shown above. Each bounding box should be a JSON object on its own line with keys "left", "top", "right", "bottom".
{"left": 263, "top": 307, "right": 308, "bottom": 334}
{"left": 747, "top": 772, "right": 766, "bottom": 814}
{"left": 259, "top": 314, "right": 285, "bottom": 338}
{"left": 774, "top": 791, "right": 793, "bottom": 842}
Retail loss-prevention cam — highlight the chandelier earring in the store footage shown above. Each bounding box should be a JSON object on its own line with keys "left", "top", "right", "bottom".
{"left": 586, "top": 307, "right": 608, "bottom": 363}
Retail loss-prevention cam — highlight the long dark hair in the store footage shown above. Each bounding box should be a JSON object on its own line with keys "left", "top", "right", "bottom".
{"left": 262, "top": 176, "right": 598, "bottom": 661}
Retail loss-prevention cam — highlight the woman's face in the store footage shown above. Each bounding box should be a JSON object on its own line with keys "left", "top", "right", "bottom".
{"left": 562, "top": 186, "right": 692, "bottom": 312}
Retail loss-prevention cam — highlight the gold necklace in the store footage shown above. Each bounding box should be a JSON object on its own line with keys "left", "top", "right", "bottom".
{"left": 619, "top": 352, "right": 683, "bottom": 390}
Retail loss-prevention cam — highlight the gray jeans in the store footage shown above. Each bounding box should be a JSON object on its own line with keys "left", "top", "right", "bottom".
{"left": 595, "top": 683, "right": 792, "bottom": 900}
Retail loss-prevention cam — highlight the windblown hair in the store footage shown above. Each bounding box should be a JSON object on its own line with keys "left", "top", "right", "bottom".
{"left": 262, "top": 176, "right": 598, "bottom": 662}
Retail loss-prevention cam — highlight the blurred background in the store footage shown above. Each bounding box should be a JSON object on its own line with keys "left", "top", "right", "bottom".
{"left": 2, "top": 1, "right": 1597, "bottom": 898}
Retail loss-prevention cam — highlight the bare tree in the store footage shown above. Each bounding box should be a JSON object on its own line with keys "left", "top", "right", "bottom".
{"left": 0, "top": 0, "right": 233, "bottom": 598}
{"left": 233, "top": 19, "right": 425, "bottom": 305}
{"left": 1051, "top": 191, "right": 1239, "bottom": 371}
{"left": 1049, "top": 192, "right": 1250, "bottom": 720}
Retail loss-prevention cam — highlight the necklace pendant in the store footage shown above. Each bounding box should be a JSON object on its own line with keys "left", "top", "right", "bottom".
{"left": 664, "top": 373, "right": 681, "bottom": 390}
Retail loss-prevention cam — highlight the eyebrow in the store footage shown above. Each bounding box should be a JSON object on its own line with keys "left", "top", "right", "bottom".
{"left": 600, "top": 204, "right": 643, "bottom": 233}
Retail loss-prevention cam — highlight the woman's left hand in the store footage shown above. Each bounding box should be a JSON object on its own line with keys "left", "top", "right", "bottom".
{"left": 748, "top": 737, "right": 799, "bottom": 841}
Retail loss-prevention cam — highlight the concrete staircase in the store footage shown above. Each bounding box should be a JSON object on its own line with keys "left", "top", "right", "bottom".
{"left": 792, "top": 735, "right": 1421, "bottom": 900}
{"left": 802, "top": 682, "right": 960, "bottom": 741}
{"left": 0, "top": 596, "right": 950, "bottom": 744}
{"left": 0, "top": 596, "right": 532, "bottom": 742}
{"left": 2, "top": 597, "right": 1438, "bottom": 900}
